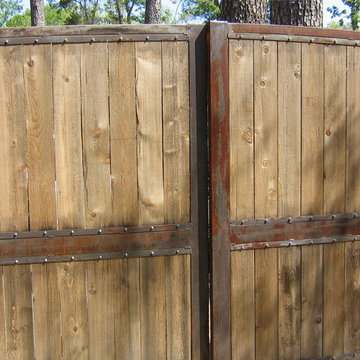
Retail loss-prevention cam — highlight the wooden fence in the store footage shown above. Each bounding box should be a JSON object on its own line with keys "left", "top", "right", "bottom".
{"left": 0, "top": 25, "right": 209, "bottom": 360}
{"left": 210, "top": 22, "right": 360, "bottom": 360}
{"left": 1, "top": 22, "right": 360, "bottom": 360}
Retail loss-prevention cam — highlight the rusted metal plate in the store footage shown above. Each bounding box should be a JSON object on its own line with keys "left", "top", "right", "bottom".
{"left": 209, "top": 21, "right": 231, "bottom": 360}
{"left": 230, "top": 213, "right": 360, "bottom": 245}
{"left": 0, "top": 227, "right": 190, "bottom": 260}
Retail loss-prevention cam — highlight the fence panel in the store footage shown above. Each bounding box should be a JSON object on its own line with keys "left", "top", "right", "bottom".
{"left": 210, "top": 22, "right": 360, "bottom": 360}
{"left": 0, "top": 25, "right": 208, "bottom": 360}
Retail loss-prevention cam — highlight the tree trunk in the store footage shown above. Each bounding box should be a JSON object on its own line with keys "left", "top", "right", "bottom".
{"left": 270, "top": 0, "right": 322, "bottom": 26}
{"left": 30, "top": 0, "right": 45, "bottom": 26}
{"left": 145, "top": 0, "right": 161, "bottom": 24}
{"left": 220, "top": 0, "right": 267, "bottom": 23}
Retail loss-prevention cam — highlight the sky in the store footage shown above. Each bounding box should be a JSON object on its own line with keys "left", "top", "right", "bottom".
{"left": 21, "top": 0, "right": 347, "bottom": 27}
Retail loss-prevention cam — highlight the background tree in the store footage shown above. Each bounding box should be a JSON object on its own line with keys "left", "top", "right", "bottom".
{"left": 271, "top": 0, "right": 323, "bottom": 26}
{"left": 145, "top": 0, "right": 161, "bottom": 23}
{"left": 179, "top": 0, "right": 219, "bottom": 22}
{"left": 220, "top": 0, "right": 267, "bottom": 23}
{"left": 328, "top": 0, "right": 359, "bottom": 29}
{"left": 105, "top": 0, "right": 145, "bottom": 23}
{"left": 30, "top": 0, "right": 45, "bottom": 25}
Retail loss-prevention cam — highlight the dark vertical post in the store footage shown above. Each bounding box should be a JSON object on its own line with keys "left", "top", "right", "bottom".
{"left": 189, "top": 24, "right": 210, "bottom": 360}
{"left": 209, "top": 21, "right": 231, "bottom": 359}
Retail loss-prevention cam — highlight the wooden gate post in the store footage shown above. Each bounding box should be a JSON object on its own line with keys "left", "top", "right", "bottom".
{"left": 209, "top": 21, "right": 232, "bottom": 360}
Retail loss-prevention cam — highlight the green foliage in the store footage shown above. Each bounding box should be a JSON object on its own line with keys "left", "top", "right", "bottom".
{"left": 179, "top": 0, "right": 220, "bottom": 22}
{"left": 327, "top": 0, "right": 360, "bottom": 30}
{"left": 104, "top": 0, "right": 145, "bottom": 24}
{"left": 6, "top": 5, "right": 76, "bottom": 27}
{"left": 0, "top": 0, "right": 22, "bottom": 26}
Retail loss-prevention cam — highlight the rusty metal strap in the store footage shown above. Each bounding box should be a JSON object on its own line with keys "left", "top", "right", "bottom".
{"left": 0, "top": 225, "right": 191, "bottom": 264}
{"left": 0, "top": 247, "right": 191, "bottom": 266}
{"left": 230, "top": 212, "right": 360, "bottom": 249}
{"left": 0, "top": 33, "right": 189, "bottom": 46}
{"left": 228, "top": 31, "right": 360, "bottom": 46}
{"left": 0, "top": 223, "right": 189, "bottom": 241}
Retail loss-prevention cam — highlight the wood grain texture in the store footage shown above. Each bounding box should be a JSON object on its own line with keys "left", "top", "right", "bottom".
{"left": 0, "top": 46, "right": 28, "bottom": 233}
{"left": 0, "top": 267, "right": 6, "bottom": 357}
{"left": 81, "top": 43, "right": 112, "bottom": 228}
{"left": 24, "top": 44, "right": 56, "bottom": 231}
{"left": 254, "top": 40, "right": 278, "bottom": 219}
{"left": 135, "top": 42, "right": 164, "bottom": 225}
{"left": 3, "top": 265, "right": 34, "bottom": 359}
{"left": 301, "top": 43, "right": 324, "bottom": 216}
{"left": 344, "top": 241, "right": 360, "bottom": 353}
{"left": 346, "top": 46, "right": 360, "bottom": 213}
{"left": 229, "top": 39, "right": 254, "bottom": 221}
{"left": 58, "top": 262, "right": 89, "bottom": 359}
{"left": 255, "top": 248, "right": 278, "bottom": 359}
{"left": 301, "top": 245, "right": 323, "bottom": 358}
{"left": 166, "top": 255, "right": 191, "bottom": 360}
{"left": 324, "top": 45, "right": 346, "bottom": 215}
{"left": 87, "top": 260, "right": 115, "bottom": 359}
{"left": 278, "top": 247, "right": 301, "bottom": 360}
{"left": 53, "top": 44, "right": 86, "bottom": 230}
{"left": 162, "top": 41, "right": 190, "bottom": 224}
{"left": 140, "top": 256, "right": 167, "bottom": 360}
{"left": 231, "top": 250, "right": 255, "bottom": 360}
{"left": 113, "top": 258, "right": 141, "bottom": 360}
{"left": 277, "top": 42, "right": 301, "bottom": 218}
{"left": 31, "top": 264, "right": 61, "bottom": 359}
{"left": 323, "top": 243, "right": 345, "bottom": 355}
{"left": 109, "top": 42, "right": 138, "bottom": 227}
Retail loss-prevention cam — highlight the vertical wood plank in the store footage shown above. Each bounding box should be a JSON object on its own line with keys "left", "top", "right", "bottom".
{"left": 135, "top": 42, "right": 164, "bottom": 225}
{"left": 323, "top": 45, "right": 346, "bottom": 215}
{"left": 323, "top": 44, "right": 346, "bottom": 357}
{"left": 255, "top": 248, "right": 278, "bottom": 359}
{"left": 344, "top": 241, "right": 360, "bottom": 353}
{"left": 81, "top": 43, "right": 112, "bottom": 228}
{"left": 323, "top": 243, "right": 345, "bottom": 355}
{"left": 345, "top": 46, "right": 360, "bottom": 353}
{"left": 0, "top": 267, "right": 6, "bottom": 357}
{"left": 301, "top": 43, "right": 324, "bottom": 216}
{"left": 162, "top": 42, "right": 190, "bottom": 224}
{"left": 346, "top": 46, "right": 360, "bottom": 212}
{"left": 301, "top": 43, "right": 325, "bottom": 359}
{"left": 3, "top": 265, "right": 34, "bottom": 359}
{"left": 113, "top": 258, "right": 141, "bottom": 360}
{"left": 229, "top": 39, "right": 254, "bottom": 221}
{"left": 277, "top": 42, "right": 301, "bottom": 218}
{"left": 254, "top": 40, "right": 278, "bottom": 219}
{"left": 166, "top": 255, "right": 191, "bottom": 360}
{"left": 278, "top": 247, "right": 301, "bottom": 360}
{"left": 231, "top": 250, "right": 255, "bottom": 360}
{"left": 53, "top": 44, "right": 86, "bottom": 230}
{"left": 31, "top": 264, "right": 61, "bottom": 359}
{"left": 24, "top": 44, "right": 56, "bottom": 231}
{"left": 0, "top": 46, "right": 28, "bottom": 233}
{"left": 140, "top": 257, "right": 167, "bottom": 360}
{"left": 109, "top": 42, "right": 138, "bottom": 227}
{"left": 87, "top": 260, "right": 115, "bottom": 359}
{"left": 58, "top": 262, "right": 89, "bottom": 359}
{"left": 301, "top": 245, "right": 323, "bottom": 358}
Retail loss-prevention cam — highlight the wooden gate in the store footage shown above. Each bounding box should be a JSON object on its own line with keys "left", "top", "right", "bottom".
{"left": 0, "top": 25, "right": 208, "bottom": 359}
{"left": 210, "top": 22, "right": 360, "bottom": 360}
